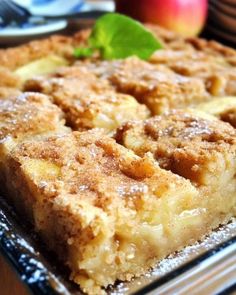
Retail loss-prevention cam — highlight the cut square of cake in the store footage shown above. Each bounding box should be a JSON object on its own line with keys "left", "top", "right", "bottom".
{"left": 150, "top": 47, "right": 236, "bottom": 97}
{"left": 0, "top": 30, "right": 90, "bottom": 71}
{"left": 5, "top": 130, "right": 211, "bottom": 294}
{"left": 116, "top": 110, "right": 236, "bottom": 227}
{"left": 0, "top": 92, "right": 69, "bottom": 192}
{"left": 0, "top": 30, "right": 91, "bottom": 89}
{"left": 148, "top": 27, "right": 236, "bottom": 97}
{"left": 116, "top": 110, "right": 236, "bottom": 190}
{"left": 0, "top": 92, "right": 67, "bottom": 143}
{"left": 75, "top": 57, "right": 209, "bottom": 115}
{"left": 24, "top": 66, "right": 150, "bottom": 133}
{"left": 186, "top": 37, "right": 236, "bottom": 66}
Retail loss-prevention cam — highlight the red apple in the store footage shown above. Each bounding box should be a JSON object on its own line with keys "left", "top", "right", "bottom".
{"left": 115, "top": 0, "right": 208, "bottom": 37}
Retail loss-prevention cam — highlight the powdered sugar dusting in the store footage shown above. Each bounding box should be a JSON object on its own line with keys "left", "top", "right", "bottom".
{"left": 110, "top": 219, "right": 236, "bottom": 294}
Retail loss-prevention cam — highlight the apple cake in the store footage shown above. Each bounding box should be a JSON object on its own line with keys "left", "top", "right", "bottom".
{"left": 0, "top": 22, "right": 236, "bottom": 295}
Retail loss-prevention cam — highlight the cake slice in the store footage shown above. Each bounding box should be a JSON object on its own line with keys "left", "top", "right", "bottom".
{"left": 0, "top": 92, "right": 67, "bottom": 142}
{"left": 5, "top": 130, "right": 211, "bottom": 294}
{"left": 148, "top": 24, "right": 236, "bottom": 66}
{"left": 145, "top": 23, "right": 195, "bottom": 51}
{"left": 150, "top": 47, "right": 236, "bottom": 97}
{"left": 0, "top": 92, "right": 69, "bottom": 191}
{"left": 116, "top": 110, "right": 236, "bottom": 208}
{"left": 0, "top": 30, "right": 90, "bottom": 71}
{"left": 24, "top": 66, "right": 150, "bottom": 133}
{"left": 116, "top": 110, "right": 236, "bottom": 184}
{"left": 186, "top": 37, "right": 236, "bottom": 66}
{"left": 0, "top": 29, "right": 91, "bottom": 90}
{"left": 74, "top": 57, "right": 209, "bottom": 115}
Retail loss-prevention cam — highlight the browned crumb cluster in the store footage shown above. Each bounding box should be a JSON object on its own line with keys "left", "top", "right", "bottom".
{"left": 151, "top": 49, "right": 236, "bottom": 97}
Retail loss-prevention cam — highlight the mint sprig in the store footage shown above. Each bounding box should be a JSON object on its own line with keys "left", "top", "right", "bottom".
{"left": 74, "top": 47, "right": 94, "bottom": 58}
{"left": 74, "top": 13, "right": 162, "bottom": 60}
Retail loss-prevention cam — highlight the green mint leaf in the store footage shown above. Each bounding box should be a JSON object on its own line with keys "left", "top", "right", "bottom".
{"left": 89, "top": 13, "right": 162, "bottom": 60}
{"left": 74, "top": 47, "right": 94, "bottom": 58}
{"left": 74, "top": 13, "right": 162, "bottom": 60}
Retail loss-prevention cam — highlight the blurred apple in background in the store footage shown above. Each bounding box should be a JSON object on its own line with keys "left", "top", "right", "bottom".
{"left": 115, "top": 0, "right": 208, "bottom": 37}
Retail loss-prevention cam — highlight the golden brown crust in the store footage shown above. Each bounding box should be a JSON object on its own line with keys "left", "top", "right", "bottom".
{"left": 149, "top": 30, "right": 236, "bottom": 97}
{"left": 75, "top": 57, "right": 209, "bottom": 115}
{"left": 110, "top": 65, "right": 208, "bottom": 114}
{"left": 186, "top": 38, "right": 236, "bottom": 64}
{"left": 145, "top": 23, "right": 194, "bottom": 51}
{"left": 0, "top": 30, "right": 90, "bottom": 71}
{"left": 25, "top": 65, "right": 111, "bottom": 94}
{"left": 11, "top": 130, "right": 191, "bottom": 194}
{"left": 24, "top": 66, "right": 150, "bottom": 132}
{"left": 147, "top": 24, "right": 236, "bottom": 97}
{"left": 150, "top": 47, "right": 236, "bottom": 97}
{"left": 146, "top": 23, "right": 236, "bottom": 65}
{"left": 0, "top": 92, "right": 66, "bottom": 141}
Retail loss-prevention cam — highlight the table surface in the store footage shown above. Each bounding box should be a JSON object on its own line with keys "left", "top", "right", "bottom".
{"left": 0, "top": 254, "right": 29, "bottom": 295}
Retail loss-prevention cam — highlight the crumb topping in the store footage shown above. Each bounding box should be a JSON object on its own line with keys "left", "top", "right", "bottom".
{"left": 0, "top": 92, "right": 66, "bottom": 141}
